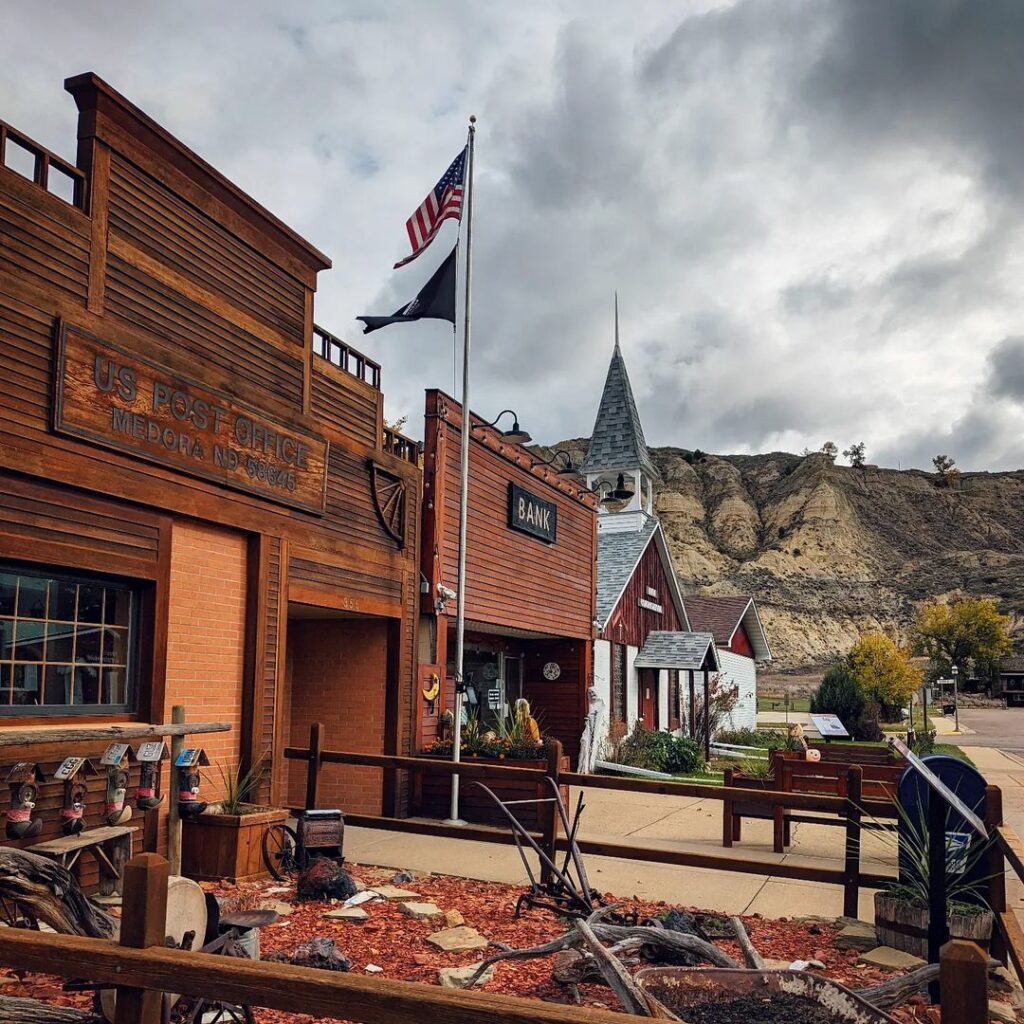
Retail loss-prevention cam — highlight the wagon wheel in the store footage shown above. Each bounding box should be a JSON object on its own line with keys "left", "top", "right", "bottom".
{"left": 369, "top": 462, "right": 407, "bottom": 547}
{"left": 0, "top": 893, "right": 38, "bottom": 929}
{"left": 262, "top": 823, "right": 300, "bottom": 882}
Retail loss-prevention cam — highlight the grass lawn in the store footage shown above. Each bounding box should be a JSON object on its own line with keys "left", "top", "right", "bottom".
{"left": 819, "top": 737, "right": 972, "bottom": 764}
{"left": 757, "top": 694, "right": 811, "bottom": 713}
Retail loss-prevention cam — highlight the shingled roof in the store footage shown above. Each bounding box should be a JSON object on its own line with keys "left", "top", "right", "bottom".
{"left": 633, "top": 631, "right": 719, "bottom": 671}
{"left": 581, "top": 315, "right": 657, "bottom": 477}
{"left": 684, "top": 595, "right": 772, "bottom": 661}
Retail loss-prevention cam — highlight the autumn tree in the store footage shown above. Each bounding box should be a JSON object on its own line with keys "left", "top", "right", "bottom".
{"left": 912, "top": 597, "right": 1012, "bottom": 689}
{"left": 848, "top": 633, "right": 923, "bottom": 720}
{"left": 843, "top": 442, "right": 866, "bottom": 468}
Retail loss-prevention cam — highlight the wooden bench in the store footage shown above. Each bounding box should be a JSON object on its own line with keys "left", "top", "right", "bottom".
{"left": 723, "top": 754, "right": 903, "bottom": 853}
{"left": 807, "top": 742, "right": 902, "bottom": 766}
{"left": 29, "top": 826, "right": 137, "bottom": 896}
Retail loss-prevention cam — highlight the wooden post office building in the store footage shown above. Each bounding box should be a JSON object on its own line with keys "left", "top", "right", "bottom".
{"left": 416, "top": 390, "right": 598, "bottom": 774}
{"left": 0, "top": 73, "right": 421, "bottom": 851}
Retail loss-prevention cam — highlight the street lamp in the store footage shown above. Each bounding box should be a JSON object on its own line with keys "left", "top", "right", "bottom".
{"left": 448, "top": 406, "right": 532, "bottom": 825}
{"left": 951, "top": 663, "right": 960, "bottom": 733}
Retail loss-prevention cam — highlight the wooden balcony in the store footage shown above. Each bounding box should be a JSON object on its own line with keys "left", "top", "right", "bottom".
{"left": 0, "top": 120, "right": 85, "bottom": 209}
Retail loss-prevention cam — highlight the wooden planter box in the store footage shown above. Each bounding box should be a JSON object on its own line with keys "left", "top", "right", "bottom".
{"left": 874, "top": 892, "right": 994, "bottom": 959}
{"left": 416, "top": 755, "right": 570, "bottom": 830}
{"left": 181, "top": 805, "right": 288, "bottom": 883}
{"left": 725, "top": 775, "right": 775, "bottom": 817}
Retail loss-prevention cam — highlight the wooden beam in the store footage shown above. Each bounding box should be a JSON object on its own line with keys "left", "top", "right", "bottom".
{"left": 0, "top": 720, "right": 230, "bottom": 747}
{"left": 939, "top": 940, "right": 988, "bottom": 1024}
{"left": 0, "top": 928, "right": 631, "bottom": 1024}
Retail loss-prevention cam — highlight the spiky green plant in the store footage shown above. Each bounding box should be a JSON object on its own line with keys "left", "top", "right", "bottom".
{"left": 216, "top": 755, "right": 268, "bottom": 816}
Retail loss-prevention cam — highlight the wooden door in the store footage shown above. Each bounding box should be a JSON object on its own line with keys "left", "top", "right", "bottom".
{"left": 639, "top": 670, "right": 657, "bottom": 729}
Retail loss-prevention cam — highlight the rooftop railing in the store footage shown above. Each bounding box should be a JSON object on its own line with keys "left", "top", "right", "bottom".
{"left": 383, "top": 425, "right": 421, "bottom": 465}
{"left": 0, "top": 120, "right": 85, "bottom": 209}
{"left": 312, "top": 324, "right": 381, "bottom": 390}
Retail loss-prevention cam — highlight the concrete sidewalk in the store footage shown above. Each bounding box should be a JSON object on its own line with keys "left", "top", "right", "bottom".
{"left": 345, "top": 785, "right": 892, "bottom": 921}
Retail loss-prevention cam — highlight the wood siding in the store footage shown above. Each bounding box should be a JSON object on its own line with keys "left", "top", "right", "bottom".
{"left": 311, "top": 357, "right": 381, "bottom": 450}
{"left": 728, "top": 622, "right": 756, "bottom": 659}
{"left": 601, "top": 535, "right": 683, "bottom": 648}
{"left": 523, "top": 640, "right": 588, "bottom": 761}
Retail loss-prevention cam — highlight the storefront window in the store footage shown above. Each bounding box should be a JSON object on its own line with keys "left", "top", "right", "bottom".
{"left": 0, "top": 566, "right": 136, "bottom": 716}
{"left": 611, "top": 643, "right": 627, "bottom": 722}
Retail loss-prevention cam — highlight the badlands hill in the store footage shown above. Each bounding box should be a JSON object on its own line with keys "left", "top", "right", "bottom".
{"left": 543, "top": 442, "right": 1024, "bottom": 670}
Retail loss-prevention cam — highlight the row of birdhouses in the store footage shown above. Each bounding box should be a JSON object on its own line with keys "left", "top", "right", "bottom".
{"left": 5, "top": 742, "right": 211, "bottom": 840}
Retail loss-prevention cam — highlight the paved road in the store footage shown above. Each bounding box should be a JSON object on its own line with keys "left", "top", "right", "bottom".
{"left": 957, "top": 708, "right": 1024, "bottom": 753}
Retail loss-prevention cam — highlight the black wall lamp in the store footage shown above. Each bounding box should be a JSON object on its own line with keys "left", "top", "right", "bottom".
{"left": 530, "top": 449, "right": 581, "bottom": 478}
{"left": 473, "top": 408, "right": 532, "bottom": 445}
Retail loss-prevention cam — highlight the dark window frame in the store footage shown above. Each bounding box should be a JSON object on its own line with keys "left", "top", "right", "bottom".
{"left": 611, "top": 642, "right": 627, "bottom": 723}
{"left": 0, "top": 563, "right": 140, "bottom": 718}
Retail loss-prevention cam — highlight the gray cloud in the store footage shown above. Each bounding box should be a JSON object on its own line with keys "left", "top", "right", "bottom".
{"left": 5, "top": 1, "right": 1024, "bottom": 470}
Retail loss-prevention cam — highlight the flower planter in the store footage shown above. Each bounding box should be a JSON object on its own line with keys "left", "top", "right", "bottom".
{"left": 181, "top": 804, "right": 288, "bottom": 883}
{"left": 416, "top": 755, "right": 571, "bottom": 829}
{"left": 874, "top": 892, "right": 994, "bottom": 958}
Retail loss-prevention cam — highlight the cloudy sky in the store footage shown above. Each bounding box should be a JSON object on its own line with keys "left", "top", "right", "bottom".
{"left": 5, "top": 0, "right": 1024, "bottom": 470}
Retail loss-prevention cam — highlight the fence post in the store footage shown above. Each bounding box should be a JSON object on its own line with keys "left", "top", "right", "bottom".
{"left": 167, "top": 704, "right": 186, "bottom": 875}
{"left": 540, "top": 739, "right": 563, "bottom": 885}
{"left": 940, "top": 939, "right": 988, "bottom": 1024}
{"left": 114, "top": 853, "right": 169, "bottom": 1024}
{"left": 984, "top": 784, "right": 1008, "bottom": 967}
{"left": 722, "top": 767, "right": 734, "bottom": 848}
{"left": 843, "top": 765, "right": 863, "bottom": 919}
{"left": 771, "top": 751, "right": 786, "bottom": 853}
{"left": 305, "top": 722, "right": 323, "bottom": 810}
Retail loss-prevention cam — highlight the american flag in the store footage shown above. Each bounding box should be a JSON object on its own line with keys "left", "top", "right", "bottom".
{"left": 394, "top": 148, "right": 466, "bottom": 269}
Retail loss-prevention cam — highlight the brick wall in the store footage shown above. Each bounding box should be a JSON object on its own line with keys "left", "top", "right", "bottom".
{"left": 164, "top": 520, "right": 247, "bottom": 801}
{"left": 284, "top": 618, "right": 387, "bottom": 815}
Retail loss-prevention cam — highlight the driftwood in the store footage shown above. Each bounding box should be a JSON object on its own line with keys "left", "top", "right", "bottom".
{"left": 852, "top": 957, "right": 1002, "bottom": 1010}
{"left": 0, "top": 850, "right": 114, "bottom": 938}
{"left": 728, "top": 915, "right": 765, "bottom": 970}
{"left": 0, "top": 996, "right": 101, "bottom": 1022}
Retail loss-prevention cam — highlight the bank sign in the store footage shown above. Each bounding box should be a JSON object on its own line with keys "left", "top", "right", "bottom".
{"left": 508, "top": 482, "right": 557, "bottom": 543}
{"left": 54, "top": 325, "right": 328, "bottom": 514}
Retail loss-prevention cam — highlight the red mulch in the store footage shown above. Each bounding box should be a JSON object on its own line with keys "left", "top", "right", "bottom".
{"left": 7, "top": 864, "right": 939, "bottom": 1023}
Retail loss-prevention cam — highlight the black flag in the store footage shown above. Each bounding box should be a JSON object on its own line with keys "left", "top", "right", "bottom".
{"left": 358, "top": 244, "right": 457, "bottom": 334}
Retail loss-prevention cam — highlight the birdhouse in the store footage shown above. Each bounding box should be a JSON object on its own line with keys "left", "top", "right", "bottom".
{"left": 135, "top": 740, "right": 169, "bottom": 811}
{"left": 175, "top": 748, "right": 209, "bottom": 821}
{"left": 54, "top": 757, "right": 97, "bottom": 836}
{"left": 100, "top": 744, "right": 137, "bottom": 827}
{"left": 5, "top": 762, "right": 45, "bottom": 840}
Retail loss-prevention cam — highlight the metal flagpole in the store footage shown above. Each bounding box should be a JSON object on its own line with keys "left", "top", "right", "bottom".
{"left": 447, "top": 115, "right": 476, "bottom": 825}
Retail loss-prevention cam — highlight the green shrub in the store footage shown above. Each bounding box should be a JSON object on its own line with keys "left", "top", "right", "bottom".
{"left": 716, "top": 728, "right": 798, "bottom": 751}
{"left": 663, "top": 735, "right": 705, "bottom": 774}
{"left": 610, "top": 724, "right": 705, "bottom": 774}
{"left": 737, "top": 758, "right": 773, "bottom": 780}
{"left": 811, "top": 663, "right": 866, "bottom": 735}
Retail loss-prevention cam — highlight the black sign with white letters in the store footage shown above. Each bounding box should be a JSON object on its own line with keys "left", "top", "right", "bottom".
{"left": 508, "top": 482, "right": 557, "bottom": 543}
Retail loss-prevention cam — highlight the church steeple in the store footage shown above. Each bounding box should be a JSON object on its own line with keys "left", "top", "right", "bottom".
{"left": 582, "top": 296, "right": 657, "bottom": 525}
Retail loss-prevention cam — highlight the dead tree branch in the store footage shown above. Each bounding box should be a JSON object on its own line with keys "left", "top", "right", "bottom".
{"left": 729, "top": 916, "right": 765, "bottom": 970}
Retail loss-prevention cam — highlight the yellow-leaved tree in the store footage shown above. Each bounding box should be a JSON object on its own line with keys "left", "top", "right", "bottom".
{"left": 912, "top": 597, "right": 1012, "bottom": 684}
{"left": 848, "top": 633, "right": 923, "bottom": 716}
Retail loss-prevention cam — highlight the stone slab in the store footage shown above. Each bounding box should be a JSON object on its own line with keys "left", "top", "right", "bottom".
{"left": 425, "top": 925, "right": 489, "bottom": 953}
{"left": 835, "top": 921, "right": 877, "bottom": 951}
{"left": 324, "top": 906, "right": 368, "bottom": 922}
{"left": 439, "top": 963, "right": 494, "bottom": 989}
{"left": 398, "top": 901, "right": 443, "bottom": 920}
{"left": 858, "top": 946, "right": 927, "bottom": 970}
{"left": 370, "top": 885, "right": 421, "bottom": 900}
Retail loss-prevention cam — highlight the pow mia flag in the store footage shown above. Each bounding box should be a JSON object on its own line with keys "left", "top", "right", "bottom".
{"left": 357, "top": 244, "right": 457, "bottom": 334}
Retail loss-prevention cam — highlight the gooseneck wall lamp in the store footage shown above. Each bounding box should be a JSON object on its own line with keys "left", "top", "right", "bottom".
{"left": 473, "top": 408, "right": 532, "bottom": 445}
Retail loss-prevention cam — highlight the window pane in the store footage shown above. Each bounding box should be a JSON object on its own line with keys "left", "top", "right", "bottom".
{"left": 0, "top": 574, "right": 16, "bottom": 616}
{"left": 52, "top": 581, "right": 78, "bottom": 622}
{"left": 46, "top": 622, "right": 75, "bottom": 662}
{"left": 78, "top": 585, "right": 104, "bottom": 623}
{"left": 104, "top": 667, "right": 127, "bottom": 705}
{"left": 74, "top": 666, "right": 101, "bottom": 704}
{"left": 101, "top": 626, "right": 127, "bottom": 665}
{"left": 104, "top": 588, "right": 130, "bottom": 627}
{"left": 0, "top": 619, "right": 12, "bottom": 661}
{"left": 12, "top": 664, "right": 41, "bottom": 706}
{"left": 44, "top": 665, "right": 71, "bottom": 705}
{"left": 14, "top": 620, "right": 45, "bottom": 660}
{"left": 76, "top": 626, "right": 102, "bottom": 664}
{"left": 17, "top": 576, "right": 48, "bottom": 618}
{"left": 0, "top": 664, "right": 9, "bottom": 704}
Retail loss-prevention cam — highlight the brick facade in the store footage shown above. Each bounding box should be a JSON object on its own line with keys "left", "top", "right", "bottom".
{"left": 284, "top": 618, "right": 388, "bottom": 815}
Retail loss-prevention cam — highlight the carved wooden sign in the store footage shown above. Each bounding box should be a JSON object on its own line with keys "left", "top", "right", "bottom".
{"left": 54, "top": 325, "right": 328, "bottom": 514}
{"left": 508, "top": 482, "right": 557, "bottom": 543}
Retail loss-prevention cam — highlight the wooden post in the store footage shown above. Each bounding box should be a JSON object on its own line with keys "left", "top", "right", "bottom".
{"left": 843, "top": 765, "right": 863, "bottom": 919}
{"left": 114, "top": 853, "right": 169, "bottom": 1024}
{"left": 928, "top": 786, "right": 949, "bottom": 1000}
{"left": 722, "top": 767, "right": 734, "bottom": 848}
{"left": 939, "top": 939, "right": 988, "bottom": 1024}
{"left": 772, "top": 751, "right": 786, "bottom": 854}
{"left": 305, "top": 722, "right": 323, "bottom": 810}
{"left": 167, "top": 705, "right": 185, "bottom": 875}
{"left": 984, "top": 784, "right": 1008, "bottom": 966}
{"left": 540, "top": 739, "right": 563, "bottom": 885}
{"left": 702, "top": 674, "right": 711, "bottom": 763}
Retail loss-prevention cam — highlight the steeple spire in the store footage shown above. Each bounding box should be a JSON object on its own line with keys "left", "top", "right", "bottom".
{"left": 580, "top": 296, "right": 657, "bottom": 480}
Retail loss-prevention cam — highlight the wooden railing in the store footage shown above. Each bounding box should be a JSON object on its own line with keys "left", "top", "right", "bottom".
{"left": 284, "top": 728, "right": 901, "bottom": 922}
{"left": 382, "top": 425, "right": 420, "bottom": 465}
{"left": 989, "top": 786, "right": 1024, "bottom": 986}
{"left": 0, "top": 120, "right": 86, "bottom": 208}
{"left": 312, "top": 324, "right": 382, "bottom": 389}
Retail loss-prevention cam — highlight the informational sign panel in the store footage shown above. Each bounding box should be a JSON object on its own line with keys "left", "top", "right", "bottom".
{"left": 809, "top": 713, "right": 849, "bottom": 739}
{"left": 54, "top": 325, "right": 329, "bottom": 514}
{"left": 508, "top": 482, "right": 557, "bottom": 543}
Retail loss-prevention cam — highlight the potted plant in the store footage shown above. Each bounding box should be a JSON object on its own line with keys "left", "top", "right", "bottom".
{"left": 181, "top": 758, "right": 288, "bottom": 883}
{"left": 872, "top": 796, "right": 994, "bottom": 958}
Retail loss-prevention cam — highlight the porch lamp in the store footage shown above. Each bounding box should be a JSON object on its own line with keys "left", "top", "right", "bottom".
{"left": 530, "top": 449, "right": 582, "bottom": 477}
{"left": 473, "top": 408, "right": 532, "bottom": 445}
{"left": 447, "top": 406, "right": 532, "bottom": 825}
{"left": 951, "top": 663, "right": 959, "bottom": 733}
